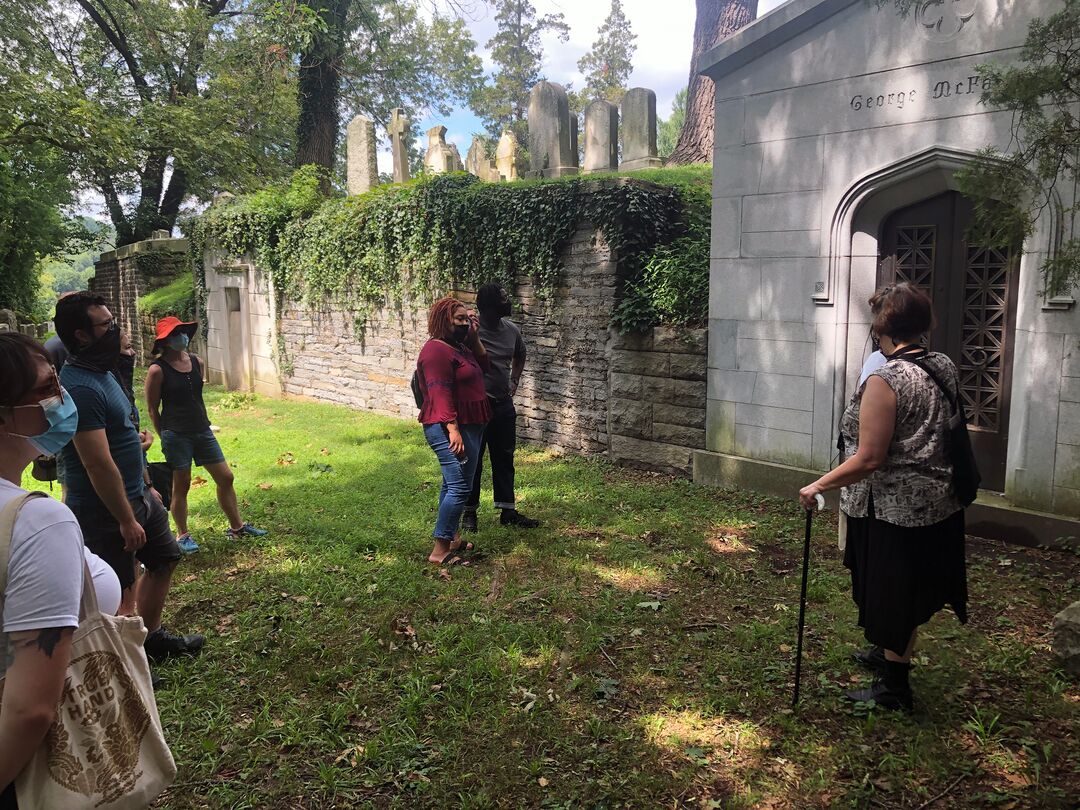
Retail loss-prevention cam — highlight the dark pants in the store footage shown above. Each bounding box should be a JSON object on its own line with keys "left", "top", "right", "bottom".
{"left": 468, "top": 397, "right": 517, "bottom": 511}
{"left": 1, "top": 782, "right": 16, "bottom": 808}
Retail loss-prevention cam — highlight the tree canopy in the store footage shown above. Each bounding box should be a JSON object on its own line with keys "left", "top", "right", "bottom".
{"left": 574, "top": 0, "right": 637, "bottom": 108}
{"left": 471, "top": 0, "right": 569, "bottom": 143}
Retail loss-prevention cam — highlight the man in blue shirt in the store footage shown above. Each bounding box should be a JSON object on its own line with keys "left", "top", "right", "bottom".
{"left": 55, "top": 293, "right": 204, "bottom": 662}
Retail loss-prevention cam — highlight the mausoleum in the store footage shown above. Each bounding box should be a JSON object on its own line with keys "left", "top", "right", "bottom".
{"left": 693, "top": 0, "right": 1080, "bottom": 541}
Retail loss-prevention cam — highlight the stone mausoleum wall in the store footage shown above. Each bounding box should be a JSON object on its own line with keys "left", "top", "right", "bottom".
{"left": 202, "top": 225, "right": 707, "bottom": 476}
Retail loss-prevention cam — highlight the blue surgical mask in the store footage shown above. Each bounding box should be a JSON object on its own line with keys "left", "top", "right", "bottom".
{"left": 166, "top": 332, "right": 190, "bottom": 351}
{"left": 13, "top": 388, "right": 80, "bottom": 456}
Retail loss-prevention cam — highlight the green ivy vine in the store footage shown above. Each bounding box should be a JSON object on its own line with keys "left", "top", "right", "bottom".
{"left": 182, "top": 163, "right": 711, "bottom": 336}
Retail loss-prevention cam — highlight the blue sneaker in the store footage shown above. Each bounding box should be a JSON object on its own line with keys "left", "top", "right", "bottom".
{"left": 226, "top": 522, "right": 269, "bottom": 539}
{"left": 176, "top": 533, "right": 200, "bottom": 554}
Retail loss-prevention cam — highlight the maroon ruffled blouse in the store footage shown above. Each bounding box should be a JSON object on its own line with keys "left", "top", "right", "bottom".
{"left": 417, "top": 339, "right": 492, "bottom": 426}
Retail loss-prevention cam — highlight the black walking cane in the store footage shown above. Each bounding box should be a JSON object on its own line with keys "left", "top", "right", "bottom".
{"left": 793, "top": 493, "right": 825, "bottom": 709}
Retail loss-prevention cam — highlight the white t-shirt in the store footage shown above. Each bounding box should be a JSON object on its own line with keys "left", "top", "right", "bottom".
{"left": 0, "top": 479, "right": 122, "bottom": 680}
{"left": 858, "top": 351, "right": 887, "bottom": 387}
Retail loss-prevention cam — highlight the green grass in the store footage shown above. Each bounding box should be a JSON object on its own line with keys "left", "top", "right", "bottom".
{"left": 138, "top": 273, "right": 196, "bottom": 321}
{"left": 24, "top": 386, "right": 1080, "bottom": 808}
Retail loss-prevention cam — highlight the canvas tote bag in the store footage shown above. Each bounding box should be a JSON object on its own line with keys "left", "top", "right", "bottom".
{"left": 0, "top": 492, "right": 176, "bottom": 809}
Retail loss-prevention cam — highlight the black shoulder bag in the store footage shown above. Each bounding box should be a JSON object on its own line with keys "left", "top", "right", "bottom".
{"left": 895, "top": 356, "right": 981, "bottom": 507}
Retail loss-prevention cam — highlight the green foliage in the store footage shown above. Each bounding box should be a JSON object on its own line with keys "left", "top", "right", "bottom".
{"left": 138, "top": 273, "right": 196, "bottom": 322}
{"left": 187, "top": 165, "right": 712, "bottom": 332}
{"left": 471, "top": 0, "right": 570, "bottom": 142}
{"left": 658, "top": 88, "right": 687, "bottom": 161}
{"left": 575, "top": 0, "right": 637, "bottom": 106}
{"left": 0, "top": 144, "right": 74, "bottom": 317}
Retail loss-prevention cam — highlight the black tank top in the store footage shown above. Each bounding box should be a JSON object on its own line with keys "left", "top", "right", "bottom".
{"left": 153, "top": 355, "right": 210, "bottom": 433}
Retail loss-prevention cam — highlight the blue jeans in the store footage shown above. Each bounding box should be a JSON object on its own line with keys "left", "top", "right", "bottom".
{"left": 424, "top": 422, "right": 484, "bottom": 541}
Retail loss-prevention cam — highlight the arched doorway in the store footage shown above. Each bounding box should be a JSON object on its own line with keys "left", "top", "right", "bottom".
{"left": 878, "top": 191, "right": 1020, "bottom": 491}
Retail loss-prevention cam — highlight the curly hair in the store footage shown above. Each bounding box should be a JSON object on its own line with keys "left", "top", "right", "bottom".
{"left": 869, "top": 282, "right": 935, "bottom": 343}
{"left": 428, "top": 296, "right": 464, "bottom": 340}
{"left": 0, "top": 333, "right": 51, "bottom": 408}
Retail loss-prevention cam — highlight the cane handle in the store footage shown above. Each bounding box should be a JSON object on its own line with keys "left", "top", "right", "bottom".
{"left": 814, "top": 493, "right": 825, "bottom": 512}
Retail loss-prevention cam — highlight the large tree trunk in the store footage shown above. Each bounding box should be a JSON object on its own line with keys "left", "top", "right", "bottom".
{"left": 295, "top": 0, "right": 350, "bottom": 173}
{"left": 666, "top": 0, "right": 757, "bottom": 165}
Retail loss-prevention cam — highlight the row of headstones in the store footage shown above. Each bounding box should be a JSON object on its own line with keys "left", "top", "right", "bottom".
{"left": 345, "top": 82, "right": 662, "bottom": 195}
{"left": 0, "top": 309, "right": 50, "bottom": 338}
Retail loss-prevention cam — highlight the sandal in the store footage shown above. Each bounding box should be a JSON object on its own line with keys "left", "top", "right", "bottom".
{"left": 450, "top": 537, "right": 475, "bottom": 553}
{"left": 437, "top": 552, "right": 472, "bottom": 567}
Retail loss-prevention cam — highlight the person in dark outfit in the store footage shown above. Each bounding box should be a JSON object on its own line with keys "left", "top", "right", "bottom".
{"left": 416, "top": 297, "right": 490, "bottom": 566}
{"left": 799, "top": 284, "right": 967, "bottom": 711}
{"left": 145, "top": 317, "right": 268, "bottom": 555}
{"left": 463, "top": 284, "right": 539, "bottom": 532}
{"left": 54, "top": 293, "right": 204, "bottom": 663}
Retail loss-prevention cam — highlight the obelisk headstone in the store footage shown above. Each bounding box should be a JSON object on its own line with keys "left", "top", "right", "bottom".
{"left": 388, "top": 107, "right": 411, "bottom": 183}
{"left": 346, "top": 115, "right": 378, "bottom": 195}
{"left": 620, "top": 88, "right": 662, "bottom": 171}
{"left": 527, "top": 81, "right": 578, "bottom": 179}
{"left": 583, "top": 100, "right": 619, "bottom": 173}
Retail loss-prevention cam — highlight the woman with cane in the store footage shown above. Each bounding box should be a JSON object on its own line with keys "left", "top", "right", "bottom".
{"left": 798, "top": 283, "right": 967, "bottom": 710}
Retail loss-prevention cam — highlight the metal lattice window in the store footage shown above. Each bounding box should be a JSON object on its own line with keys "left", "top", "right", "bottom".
{"left": 959, "top": 245, "right": 1012, "bottom": 432}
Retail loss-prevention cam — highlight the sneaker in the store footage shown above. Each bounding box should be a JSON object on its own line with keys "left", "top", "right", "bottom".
{"left": 176, "top": 533, "right": 200, "bottom": 555}
{"left": 461, "top": 510, "right": 478, "bottom": 533}
{"left": 144, "top": 627, "right": 206, "bottom": 663}
{"left": 500, "top": 509, "right": 540, "bottom": 528}
{"left": 226, "top": 522, "right": 269, "bottom": 539}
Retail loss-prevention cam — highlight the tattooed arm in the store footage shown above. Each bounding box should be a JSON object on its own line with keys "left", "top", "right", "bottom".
{"left": 0, "top": 626, "right": 74, "bottom": 788}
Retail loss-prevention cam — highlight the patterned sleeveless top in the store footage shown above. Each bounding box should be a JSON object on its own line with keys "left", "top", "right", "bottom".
{"left": 839, "top": 352, "right": 963, "bottom": 527}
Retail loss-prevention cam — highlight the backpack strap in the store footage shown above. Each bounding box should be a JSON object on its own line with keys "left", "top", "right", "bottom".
{"left": 0, "top": 491, "right": 48, "bottom": 599}
{"left": 892, "top": 356, "right": 967, "bottom": 420}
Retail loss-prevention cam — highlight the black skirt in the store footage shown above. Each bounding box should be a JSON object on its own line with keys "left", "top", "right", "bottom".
{"left": 843, "top": 495, "right": 967, "bottom": 654}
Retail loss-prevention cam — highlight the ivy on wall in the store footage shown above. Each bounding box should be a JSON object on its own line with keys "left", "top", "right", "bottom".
{"left": 182, "top": 163, "right": 711, "bottom": 332}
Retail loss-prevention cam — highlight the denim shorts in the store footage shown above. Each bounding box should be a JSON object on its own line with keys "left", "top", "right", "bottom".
{"left": 161, "top": 428, "right": 226, "bottom": 470}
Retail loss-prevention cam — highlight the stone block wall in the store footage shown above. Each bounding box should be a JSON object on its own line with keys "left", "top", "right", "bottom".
{"left": 607, "top": 328, "right": 708, "bottom": 475}
{"left": 90, "top": 234, "right": 189, "bottom": 360}
{"left": 204, "top": 225, "right": 708, "bottom": 476}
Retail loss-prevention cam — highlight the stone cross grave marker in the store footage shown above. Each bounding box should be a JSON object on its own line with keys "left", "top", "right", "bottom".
{"left": 583, "top": 100, "right": 618, "bottom": 173}
{"left": 388, "top": 107, "right": 411, "bottom": 183}
{"left": 620, "top": 88, "right": 661, "bottom": 171}
{"left": 346, "top": 115, "right": 379, "bottom": 195}
{"left": 424, "top": 125, "right": 464, "bottom": 175}
{"left": 527, "top": 81, "right": 578, "bottom": 179}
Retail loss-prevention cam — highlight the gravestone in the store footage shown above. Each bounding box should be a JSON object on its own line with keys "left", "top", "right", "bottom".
{"left": 570, "top": 116, "right": 579, "bottom": 168}
{"left": 620, "top": 88, "right": 661, "bottom": 170}
{"left": 495, "top": 130, "right": 521, "bottom": 181}
{"left": 465, "top": 136, "right": 497, "bottom": 181}
{"left": 583, "top": 100, "right": 619, "bottom": 173}
{"left": 346, "top": 115, "right": 379, "bottom": 195}
{"left": 528, "top": 81, "right": 578, "bottom": 178}
{"left": 423, "top": 125, "right": 464, "bottom": 174}
{"left": 0, "top": 309, "right": 16, "bottom": 332}
{"left": 388, "top": 108, "right": 411, "bottom": 183}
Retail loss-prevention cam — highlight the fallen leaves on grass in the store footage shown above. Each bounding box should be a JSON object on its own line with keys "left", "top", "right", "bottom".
{"left": 191, "top": 475, "right": 207, "bottom": 488}
{"left": 258, "top": 482, "right": 272, "bottom": 490}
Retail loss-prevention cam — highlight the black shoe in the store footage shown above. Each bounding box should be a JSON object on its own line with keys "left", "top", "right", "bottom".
{"left": 500, "top": 509, "right": 540, "bottom": 528}
{"left": 462, "top": 510, "right": 478, "bottom": 533}
{"left": 853, "top": 645, "right": 888, "bottom": 675}
{"left": 144, "top": 627, "right": 206, "bottom": 662}
{"left": 845, "top": 681, "right": 913, "bottom": 711}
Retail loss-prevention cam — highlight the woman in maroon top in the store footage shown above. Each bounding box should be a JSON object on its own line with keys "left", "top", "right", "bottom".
{"left": 417, "top": 297, "right": 491, "bottom": 565}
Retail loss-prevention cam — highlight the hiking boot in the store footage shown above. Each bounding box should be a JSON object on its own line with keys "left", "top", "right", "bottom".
{"left": 500, "top": 509, "right": 539, "bottom": 528}
{"left": 226, "top": 522, "right": 269, "bottom": 539}
{"left": 462, "top": 510, "right": 478, "bottom": 533}
{"left": 176, "top": 533, "right": 200, "bottom": 555}
{"left": 845, "top": 661, "right": 913, "bottom": 711}
{"left": 853, "top": 644, "right": 887, "bottom": 675}
{"left": 144, "top": 627, "right": 206, "bottom": 663}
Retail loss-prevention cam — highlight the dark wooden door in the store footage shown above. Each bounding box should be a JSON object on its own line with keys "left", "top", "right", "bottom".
{"left": 879, "top": 191, "right": 1019, "bottom": 492}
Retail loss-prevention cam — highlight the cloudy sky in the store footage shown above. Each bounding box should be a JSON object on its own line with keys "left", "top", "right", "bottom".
{"left": 385, "top": 0, "right": 787, "bottom": 172}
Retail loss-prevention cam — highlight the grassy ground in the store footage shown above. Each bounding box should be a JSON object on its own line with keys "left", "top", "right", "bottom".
{"left": 25, "top": 386, "right": 1080, "bottom": 808}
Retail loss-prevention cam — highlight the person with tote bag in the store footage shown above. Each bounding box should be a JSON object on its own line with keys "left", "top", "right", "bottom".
{"left": 0, "top": 333, "right": 175, "bottom": 809}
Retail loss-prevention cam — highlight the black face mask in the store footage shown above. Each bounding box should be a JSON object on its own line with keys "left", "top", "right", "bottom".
{"left": 870, "top": 332, "right": 881, "bottom": 353}
{"left": 498, "top": 299, "right": 512, "bottom": 318}
{"left": 72, "top": 321, "right": 121, "bottom": 372}
{"left": 452, "top": 324, "right": 470, "bottom": 344}
{"left": 114, "top": 353, "right": 136, "bottom": 393}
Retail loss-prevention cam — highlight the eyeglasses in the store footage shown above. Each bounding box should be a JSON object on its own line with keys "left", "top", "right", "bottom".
{"left": 90, "top": 316, "right": 116, "bottom": 331}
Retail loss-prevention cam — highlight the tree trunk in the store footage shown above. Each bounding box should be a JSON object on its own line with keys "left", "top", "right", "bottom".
{"left": 666, "top": 0, "right": 757, "bottom": 165}
{"left": 295, "top": 0, "right": 350, "bottom": 174}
